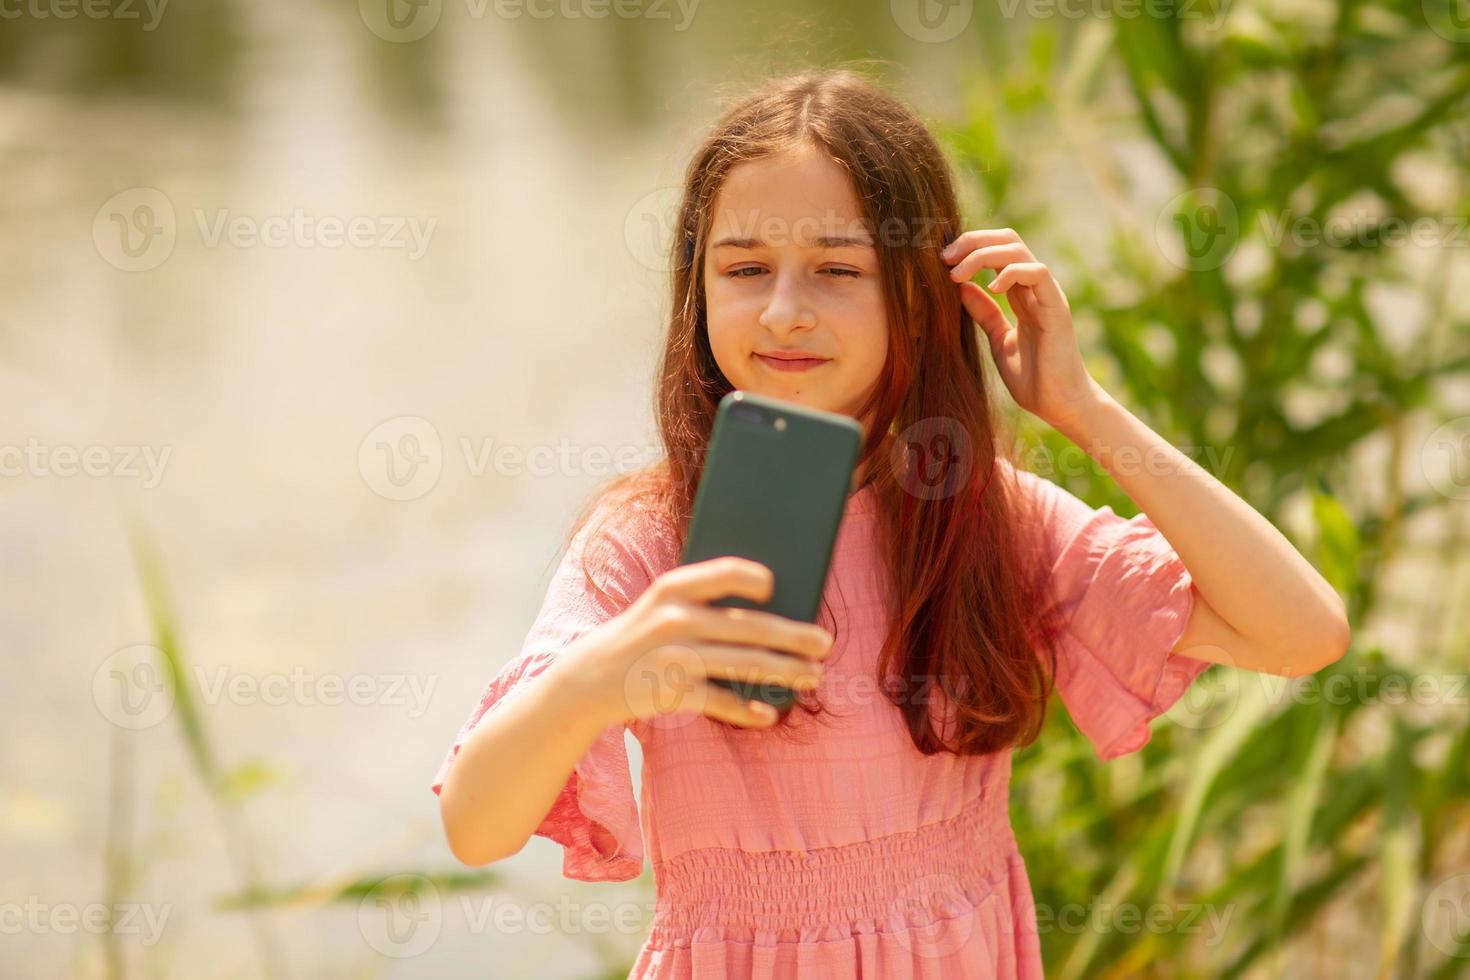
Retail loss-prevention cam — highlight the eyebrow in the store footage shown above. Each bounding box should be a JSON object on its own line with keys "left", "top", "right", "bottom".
{"left": 710, "top": 235, "right": 875, "bottom": 250}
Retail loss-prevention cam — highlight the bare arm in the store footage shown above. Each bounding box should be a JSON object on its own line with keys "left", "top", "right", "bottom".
{"left": 1054, "top": 381, "right": 1351, "bottom": 676}
{"left": 437, "top": 641, "right": 612, "bottom": 867}
{"left": 435, "top": 557, "right": 830, "bottom": 868}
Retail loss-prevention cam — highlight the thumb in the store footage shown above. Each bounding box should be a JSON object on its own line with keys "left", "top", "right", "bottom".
{"left": 960, "top": 281, "right": 1011, "bottom": 352}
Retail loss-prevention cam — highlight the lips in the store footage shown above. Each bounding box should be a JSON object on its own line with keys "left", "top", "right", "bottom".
{"left": 754, "top": 351, "right": 829, "bottom": 373}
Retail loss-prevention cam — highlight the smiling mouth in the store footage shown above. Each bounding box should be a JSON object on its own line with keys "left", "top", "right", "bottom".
{"left": 754, "top": 353, "right": 829, "bottom": 373}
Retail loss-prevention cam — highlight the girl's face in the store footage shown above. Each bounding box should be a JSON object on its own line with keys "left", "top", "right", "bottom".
{"left": 703, "top": 145, "right": 889, "bottom": 433}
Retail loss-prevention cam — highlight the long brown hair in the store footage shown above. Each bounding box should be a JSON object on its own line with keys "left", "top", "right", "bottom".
{"left": 571, "top": 67, "right": 1065, "bottom": 756}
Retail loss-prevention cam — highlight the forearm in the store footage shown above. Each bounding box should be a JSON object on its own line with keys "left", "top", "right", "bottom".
{"left": 438, "top": 642, "right": 617, "bottom": 866}
{"left": 1053, "top": 381, "right": 1349, "bottom": 666}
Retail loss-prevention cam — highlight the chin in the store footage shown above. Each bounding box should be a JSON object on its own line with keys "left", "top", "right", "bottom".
{"left": 745, "top": 386, "right": 808, "bottom": 405}
{"left": 758, "top": 389, "right": 848, "bottom": 416}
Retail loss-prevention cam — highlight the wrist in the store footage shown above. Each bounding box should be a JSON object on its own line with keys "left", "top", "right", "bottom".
{"left": 1050, "top": 378, "right": 1112, "bottom": 443}
{"left": 544, "top": 639, "right": 626, "bottom": 733}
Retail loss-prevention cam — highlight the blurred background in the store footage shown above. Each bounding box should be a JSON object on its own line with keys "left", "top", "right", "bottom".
{"left": 2, "top": 0, "right": 1469, "bottom": 977}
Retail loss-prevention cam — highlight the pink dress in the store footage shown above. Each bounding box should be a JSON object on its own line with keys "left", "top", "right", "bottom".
{"left": 431, "top": 460, "right": 1210, "bottom": 978}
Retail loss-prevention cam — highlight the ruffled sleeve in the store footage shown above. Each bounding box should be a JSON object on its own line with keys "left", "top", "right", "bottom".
{"left": 430, "top": 499, "right": 668, "bottom": 881}
{"left": 1009, "top": 461, "right": 1211, "bottom": 762}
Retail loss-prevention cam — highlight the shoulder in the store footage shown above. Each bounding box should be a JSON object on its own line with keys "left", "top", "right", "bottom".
{"left": 995, "top": 455, "right": 1072, "bottom": 510}
{"left": 992, "top": 456, "right": 1100, "bottom": 564}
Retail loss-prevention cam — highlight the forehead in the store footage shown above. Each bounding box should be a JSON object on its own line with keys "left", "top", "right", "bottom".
{"left": 709, "top": 146, "right": 868, "bottom": 241}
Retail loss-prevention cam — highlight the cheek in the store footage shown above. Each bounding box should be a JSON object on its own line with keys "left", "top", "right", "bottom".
{"left": 705, "top": 278, "right": 757, "bottom": 319}
{"left": 702, "top": 282, "right": 747, "bottom": 373}
{"left": 839, "top": 288, "right": 889, "bottom": 369}
{"left": 703, "top": 288, "right": 735, "bottom": 343}
{"left": 850, "top": 327, "right": 889, "bottom": 380}
{"left": 704, "top": 279, "right": 766, "bottom": 347}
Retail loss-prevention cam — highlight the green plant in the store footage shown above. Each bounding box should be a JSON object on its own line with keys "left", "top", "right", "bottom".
{"left": 934, "top": 3, "right": 1470, "bottom": 977}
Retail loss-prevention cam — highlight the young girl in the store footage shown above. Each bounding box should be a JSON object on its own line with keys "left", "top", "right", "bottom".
{"left": 431, "top": 70, "right": 1351, "bottom": 979}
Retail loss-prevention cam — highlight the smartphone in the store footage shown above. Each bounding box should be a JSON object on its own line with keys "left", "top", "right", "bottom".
{"left": 677, "top": 390, "right": 864, "bottom": 710}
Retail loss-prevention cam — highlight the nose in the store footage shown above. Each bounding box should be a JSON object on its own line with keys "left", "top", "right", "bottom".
{"left": 758, "top": 267, "right": 816, "bottom": 334}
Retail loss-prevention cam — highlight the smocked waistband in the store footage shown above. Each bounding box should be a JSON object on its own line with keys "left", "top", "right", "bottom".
{"left": 647, "top": 790, "right": 1013, "bottom": 944}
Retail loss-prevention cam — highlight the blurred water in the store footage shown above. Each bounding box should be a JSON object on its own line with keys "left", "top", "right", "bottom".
{"left": 0, "top": 10, "right": 688, "bottom": 980}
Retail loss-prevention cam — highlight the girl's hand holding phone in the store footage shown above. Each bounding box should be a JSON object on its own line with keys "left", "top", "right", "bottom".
{"left": 562, "top": 556, "right": 834, "bottom": 730}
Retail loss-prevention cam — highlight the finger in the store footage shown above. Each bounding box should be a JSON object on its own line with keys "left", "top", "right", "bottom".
{"left": 661, "top": 556, "right": 774, "bottom": 605}
{"left": 1034, "top": 272, "right": 1069, "bottom": 309}
{"left": 987, "top": 262, "right": 1053, "bottom": 296}
{"left": 685, "top": 605, "right": 835, "bottom": 660}
{"left": 1002, "top": 268, "right": 1067, "bottom": 311}
{"left": 946, "top": 242, "right": 1033, "bottom": 282}
{"left": 940, "top": 227, "right": 1022, "bottom": 262}
{"left": 689, "top": 642, "right": 825, "bottom": 691}
{"left": 698, "top": 683, "right": 781, "bottom": 727}
{"left": 1007, "top": 283, "right": 1038, "bottom": 320}
{"left": 959, "top": 281, "right": 1012, "bottom": 350}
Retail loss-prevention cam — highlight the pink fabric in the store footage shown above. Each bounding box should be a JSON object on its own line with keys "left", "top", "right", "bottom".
{"left": 431, "top": 459, "right": 1207, "bottom": 978}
